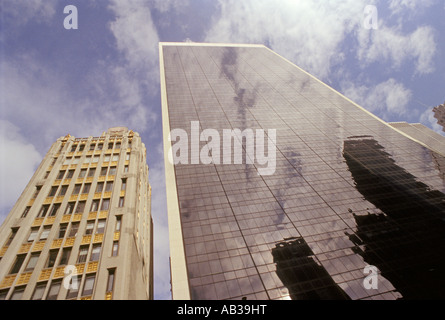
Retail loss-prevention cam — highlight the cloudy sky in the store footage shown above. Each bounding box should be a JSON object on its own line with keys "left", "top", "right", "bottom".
{"left": 1, "top": 0, "right": 444, "bottom": 300}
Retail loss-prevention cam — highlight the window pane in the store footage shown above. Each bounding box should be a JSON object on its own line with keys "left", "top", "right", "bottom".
{"left": 47, "top": 250, "right": 58, "bottom": 268}
{"left": 59, "top": 248, "right": 71, "bottom": 266}
{"left": 10, "top": 287, "right": 25, "bottom": 300}
{"left": 40, "top": 226, "right": 51, "bottom": 240}
{"left": 101, "top": 199, "right": 110, "bottom": 211}
{"left": 77, "top": 247, "right": 88, "bottom": 263}
{"left": 69, "top": 223, "right": 79, "bottom": 237}
{"left": 10, "top": 255, "right": 26, "bottom": 274}
{"left": 82, "top": 275, "right": 96, "bottom": 296}
{"left": 32, "top": 283, "right": 47, "bottom": 300}
{"left": 26, "top": 254, "right": 40, "bottom": 271}
{"left": 28, "top": 229, "right": 38, "bottom": 242}
{"left": 85, "top": 222, "right": 94, "bottom": 235}
{"left": 47, "top": 281, "right": 61, "bottom": 300}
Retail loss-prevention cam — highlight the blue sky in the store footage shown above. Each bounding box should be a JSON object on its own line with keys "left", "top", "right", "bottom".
{"left": 0, "top": 0, "right": 444, "bottom": 300}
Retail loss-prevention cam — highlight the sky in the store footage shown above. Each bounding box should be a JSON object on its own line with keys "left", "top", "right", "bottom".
{"left": 0, "top": 0, "right": 444, "bottom": 300}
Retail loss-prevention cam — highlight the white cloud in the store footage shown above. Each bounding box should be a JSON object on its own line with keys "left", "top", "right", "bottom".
{"left": 388, "top": 0, "right": 435, "bottom": 15}
{"left": 356, "top": 24, "right": 437, "bottom": 75}
{"left": 342, "top": 78, "right": 412, "bottom": 119}
{"left": 1, "top": 0, "right": 58, "bottom": 25}
{"left": 0, "top": 120, "right": 41, "bottom": 223}
{"left": 205, "top": 0, "right": 365, "bottom": 79}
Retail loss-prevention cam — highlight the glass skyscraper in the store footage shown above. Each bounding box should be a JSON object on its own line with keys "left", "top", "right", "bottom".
{"left": 160, "top": 43, "right": 445, "bottom": 300}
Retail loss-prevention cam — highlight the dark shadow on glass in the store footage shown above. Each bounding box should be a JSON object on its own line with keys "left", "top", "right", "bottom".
{"left": 272, "top": 237, "right": 350, "bottom": 300}
{"left": 343, "top": 136, "right": 445, "bottom": 299}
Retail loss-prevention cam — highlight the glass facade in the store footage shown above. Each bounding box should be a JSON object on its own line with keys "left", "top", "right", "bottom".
{"left": 161, "top": 43, "right": 445, "bottom": 300}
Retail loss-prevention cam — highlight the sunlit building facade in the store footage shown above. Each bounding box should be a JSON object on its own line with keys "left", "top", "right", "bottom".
{"left": 0, "top": 127, "right": 153, "bottom": 300}
{"left": 160, "top": 43, "right": 445, "bottom": 300}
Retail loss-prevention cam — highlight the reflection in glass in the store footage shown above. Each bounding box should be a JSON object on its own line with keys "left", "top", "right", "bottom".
{"left": 343, "top": 136, "right": 445, "bottom": 299}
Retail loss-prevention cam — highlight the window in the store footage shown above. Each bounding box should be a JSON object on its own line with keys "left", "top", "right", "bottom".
{"left": 88, "top": 168, "right": 96, "bottom": 177}
{"left": 65, "top": 202, "right": 75, "bottom": 215}
{"left": 25, "top": 253, "right": 40, "bottom": 271}
{"left": 59, "top": 247, "right": 71, "bottom": 266}
{"left": 121, "top": 179, "right": 127, "bottom": 191}
{"left": 59, "top": 185, "right": 68, "bottom": 196}
{"left": 109, "top": 167, "right": 116, "bottom": 176}
{"left": 49, "top": 204, "right": 60, "bottom": 217}
{"left": 100, "top": 167, "right": 108, "bottom": 176}
{"left": 96, "top": 220, "right": 106, "bottom": 234}
{"left": 107, "top": 269, "right": 116, "bottom": 293}
{"left": 92, "top": 156, "right": 99, "bottom": 163}
{"left": 77, "top": 246, "right": 88, "bottom": 263}
{"left": 75, "top": 201, "right": 86, "bottom": 214}
{"left": 58, "top": 224, "right": 67, "bottom": 239}
{"left": 72, "top": 157, "right": 80, "bottom": 165}
{"left": 47, "top": 250, "right": 58, "bottom": 268}
{"left": 115, "top": 142, "right": 121, "bottom": 149}
{"left": 115, "top": 216, "right": 122, "bottom": 232}
{"left": 63, "top": 158, "right": 72, "bottom": 166}
{"left": 90, "top": 244, "right": 101, "bottom": 261}
{"left": 79, "top": 169, "right": 87, "bottom": 178}
{"left": 101, "top": 199, "right": 110, "bottom": 211}
{"left": 47, "top": 280, "right": 61, "bottom": 300}
{"left": 40, "top": 226, "right": 51, "bottom": 240}
{"left": 38, "top": 205, "right": 49, "bottom": 218}
{"left": 10, "top": 255, "right": 26, "bottom": 274}
{"left": 0, "top": 290, "right": 8, "bottom": 300}
{"left": 89, "top": 143, "right": 96, "bottom": 151}
{"left": 10, "top": 287, "right": 25, "bottom": 300}
{"left": 22, "top": 207, "right": 31, "bottom": 218}
{"left": 69, "top": 222, "right": 79, "bottom": 237}
{"left": 85, "top": 222, "right": 94, "bottom": 235}
{"left": 112, "top": 241, "right": 119, "bottom": 257}
{"left": 118, "top": 197, "right": 125, "bottom": 208}
{"left": 82, "top": 274, "right": 96, "bottom": 297}
{"left": 112, "top": 154, "right": 119, "bottom": 162}
{"left": 105, "top": 181, "right": 113, "bottom": 192}
{"left": 78, "top": 144, "right": 85, "bottom": 152}
{"left": 90, "top": 200, "right": 99, "bottom": 212}
{"left": 124, "top": 165, "right": 129, "bottom": 173}
{"left": 73, "top": 184, "right": 81, "bottom": 195}
{"left": 97, "top": 143, "right": 103, "bottom": 150}
{"left": 104, "top": 155, "right": 111, "bottom": 162}
{"left": 66, "top": 170, "right": 74, "bottom": 179}
{"left": 28, "top": 228, "right": 39, "bottom": 242}
{"left": 82, "top": 183, "right": 91, "bottom": 194}
{"left": 126, "top": 153, "right": 130, "bottom": 161}
{"left": 31, "top": 282, "right": 47, "bottom": 300}
{"left": 5, "top": 228, "right": 19, "bottom": 246}
{"left": 57, "top": 170, "right": 66, "bottom": 180}
{"left": 71, "top": 145, "right": 77, "bottom": 152}
{"left": 108, "top": 142, "right": 114, "bottom": 150}
{"left": 96, "top": 182, "right": 104, "bottom": 193}
{"left": 48, "top": 186, "right": 58, "bottom": 197}
{"left": 33, "top": 186, "right": 41, "bottom": 199}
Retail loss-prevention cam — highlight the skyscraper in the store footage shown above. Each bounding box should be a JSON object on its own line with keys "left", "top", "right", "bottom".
{"left": 0, "top": 127, "right": 153, "bottom": 300}
{"left": 160, "top": 43, "right": 445, "bottom": 300}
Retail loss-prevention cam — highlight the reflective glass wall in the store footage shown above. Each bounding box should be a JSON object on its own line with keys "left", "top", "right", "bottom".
{"left": 161, "top": 44, "right": 445, "bottom": 300}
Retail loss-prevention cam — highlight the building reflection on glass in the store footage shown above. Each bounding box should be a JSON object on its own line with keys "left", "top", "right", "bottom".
{"left": 343, "top": 136, "right": 445, "bottom": 299}
{"left": 272, "top": 237, "right": 350, "bottom": 300}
